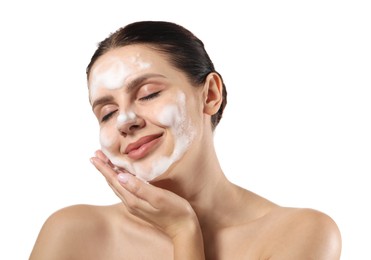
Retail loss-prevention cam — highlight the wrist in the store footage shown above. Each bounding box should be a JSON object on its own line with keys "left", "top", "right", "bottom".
{"left": 167, "top": 212, "right": 200, "bottom": 240}
{"left": 172, "top": 218, "right": 201, "bottom": 240}
{"left": 171, "top": 220, "right": 205, "bottom": 260}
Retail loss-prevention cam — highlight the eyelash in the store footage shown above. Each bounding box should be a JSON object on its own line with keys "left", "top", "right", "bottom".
{"left": 101, "top": 110, "right": 117, "bottom": 122}
{"left": 139, "top": 91, "right": 160, "bottom": 101}
{"left": 100, "top": 91, "right": 160, "bottom": 123}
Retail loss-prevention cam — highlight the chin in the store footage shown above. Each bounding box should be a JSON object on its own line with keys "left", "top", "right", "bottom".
{"left": 146, "top": 158, "right": 181, "bottom": 183}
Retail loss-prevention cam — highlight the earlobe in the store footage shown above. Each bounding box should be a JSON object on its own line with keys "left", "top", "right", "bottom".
{"left": 203, "top": 72, "right": 223, "bottom": 116}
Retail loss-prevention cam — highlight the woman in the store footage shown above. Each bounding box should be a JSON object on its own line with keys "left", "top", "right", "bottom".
{"left": 30, "top": 21, "right": 341, "bottom": 259}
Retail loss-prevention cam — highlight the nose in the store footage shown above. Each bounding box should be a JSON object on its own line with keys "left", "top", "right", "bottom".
{"left": 116, "top": 112, "right": 145, "bottom": 136}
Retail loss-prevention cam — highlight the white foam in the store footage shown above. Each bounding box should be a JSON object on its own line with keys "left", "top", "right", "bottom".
{"left": 133, "top": 92, "right": 195, "bottom": 181}
{"left": 89, "top": 52, "right": 153, "bottom": 99}
{"left": 100, "top": 91, "right": 195, "bottom": 182}
{"left": 99, "top": 130, "right": 116, "bottom": 149}
{"left": 90, "top": 58, "right": 129, "bottom": 97}
{"left": 117, "top": 111, "right": 136, "bottom": 126}
{"left": 131, "top": 54, "right": 151, "bottom": 69}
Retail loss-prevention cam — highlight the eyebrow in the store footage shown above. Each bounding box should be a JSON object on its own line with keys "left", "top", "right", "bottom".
{"left": 91, "top": 73, "right": 166, "bottom": 110}
{"left": 125, "top": 73, "right": 166, "bottom": 93}
{"left": 92, "top": 95, "right": 114, "bottom": 110}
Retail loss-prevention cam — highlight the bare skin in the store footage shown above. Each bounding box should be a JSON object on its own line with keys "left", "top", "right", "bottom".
{"left": 30, "top": 45, "right": 342, "bottom": 259}
{"left": 30, "top": 185, "right": 341, "bottom": 259}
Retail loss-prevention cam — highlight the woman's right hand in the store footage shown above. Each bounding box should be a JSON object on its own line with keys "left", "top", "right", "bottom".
{"left": 90, "top": 150, "right": 206, "bottom": 260}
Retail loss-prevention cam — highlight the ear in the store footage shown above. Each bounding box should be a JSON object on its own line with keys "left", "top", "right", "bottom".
{"left": 203, "top": 72, "right": 223, "bottom": 116}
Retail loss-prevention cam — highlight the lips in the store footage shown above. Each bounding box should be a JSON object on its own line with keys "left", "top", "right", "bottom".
{"left": 124, "top": 133, "right": 163, "bottom": 160}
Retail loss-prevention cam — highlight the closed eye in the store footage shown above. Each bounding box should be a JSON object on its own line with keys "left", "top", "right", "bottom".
{"left": 139, "top": 91, "right": 161, "bottom": 101}
{"left": 101, "top": 110, "right": 118, "bottom": 122}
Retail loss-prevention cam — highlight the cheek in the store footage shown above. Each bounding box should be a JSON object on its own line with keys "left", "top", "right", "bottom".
{"left": 160, "top": 92, "right": 191, "bottom": 126}
{"left": 156, "top": 92, "right": 196, "bottom": 139}
{"left": 99, "top": 126, "right": 118, "bottom": 150}
{"left": 146, "top": 92, "right": 186, "bottom": 127}
{"left": 156, "top": 104, "right": 178, "bottom": 126}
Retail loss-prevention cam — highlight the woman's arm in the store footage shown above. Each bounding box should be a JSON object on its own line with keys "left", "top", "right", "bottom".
{"left": 171, "top": 221, "right": 205, "bottom": 260}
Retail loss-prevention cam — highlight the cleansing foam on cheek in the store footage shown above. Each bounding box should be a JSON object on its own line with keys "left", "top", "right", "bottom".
{"left": 132, "top": 92, "right": 196, "bottom": 181}
{"left": 99, "top": 129, "right": 136, "bottom": 175}
{"left": 99, "top": 129, "right": 117, "bottom": 151}
{"left": 96, "top": 91, "right": 196, "bottom": 182}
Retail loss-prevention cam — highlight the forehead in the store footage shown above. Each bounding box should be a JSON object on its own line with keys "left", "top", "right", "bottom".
{"left": 89, "top": 44, "right": 173, "bottom": 79}
{"left": 88, "top": 44, "right": 178, "bottom": 100}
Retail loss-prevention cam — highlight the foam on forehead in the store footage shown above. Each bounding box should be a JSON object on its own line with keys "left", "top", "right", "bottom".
{"left": 89, "top": 58, "right": 128, "bottom": 96}
{"left": 89, "top": 52, "right": 152, "bottom": 98}
{"left": 130, "top": 53, "right": 151, "bottom": 70}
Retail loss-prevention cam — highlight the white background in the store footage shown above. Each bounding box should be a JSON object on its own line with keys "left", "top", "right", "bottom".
{"left": 0, "top": 1, "right": 370, "bottom": 259}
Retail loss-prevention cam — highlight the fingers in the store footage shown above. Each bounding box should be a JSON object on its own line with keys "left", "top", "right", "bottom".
{"left": 94, "top": 150, "right": 109, "bottom": 162}
{"left": 90, "top": 153, "right": 155, "bottom": 208}
{"left": 91, "top": 151, "right": 162, "bottom": 205}
{"left": 90, "top": 155, "right": 116, "bottom": 181}
{"left": 95, "top": 150, "right": 131, "bottom": 175}
{"left": 94, "top": 150, "right": 119, "bottom": 171}
{"left": 106, "top": 178, "right": 147, "bottom": 212}
{"left": 117, "top": 173, "right": 161, "bottom": 206}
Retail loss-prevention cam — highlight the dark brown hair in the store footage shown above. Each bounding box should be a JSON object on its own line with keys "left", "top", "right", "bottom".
{"left": 86, "top": 21, "right": 227, "bottom": 129}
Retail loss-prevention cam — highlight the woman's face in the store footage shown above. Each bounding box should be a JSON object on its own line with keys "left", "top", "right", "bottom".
{"left": 88, "top": 45, "right": 203, "bottom": 181}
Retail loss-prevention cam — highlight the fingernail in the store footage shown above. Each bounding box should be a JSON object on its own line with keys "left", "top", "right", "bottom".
{"left": 117, "top": 173, "right": 130, "bottom": 184}
{"left": 89, "top": 157, "right": 95, "bottom": 164}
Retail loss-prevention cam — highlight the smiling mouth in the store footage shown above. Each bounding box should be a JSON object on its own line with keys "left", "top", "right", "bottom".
{"left": 125, "top": 133, "right": 163, "bottom": 160}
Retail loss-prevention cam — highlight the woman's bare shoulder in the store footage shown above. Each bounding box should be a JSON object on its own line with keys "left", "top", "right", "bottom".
{"left": 30, "top": 203, "right": 172, "bottom": 259}
{"left": 261, "top": 206, "right": 342, "bottom": 259}
{"left": 29, "top": 203, "right": 122, "bottom": 260}
{"left": 38, "top": 203, "right": 118, "bottom": 232}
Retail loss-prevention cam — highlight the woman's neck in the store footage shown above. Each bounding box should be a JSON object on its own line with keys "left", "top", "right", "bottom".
{"left": 151, "top": 144, "right": 247, "bottom": 231}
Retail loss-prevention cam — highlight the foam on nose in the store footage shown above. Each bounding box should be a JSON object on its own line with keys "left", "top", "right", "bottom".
{"left": 116, "top": 111, "right": 136, "bottom": 128}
